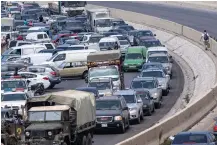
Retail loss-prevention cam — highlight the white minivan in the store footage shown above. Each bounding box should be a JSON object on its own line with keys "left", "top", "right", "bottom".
{"left": 99, "top": 37, "right": 120, "bottom": 51}
{"left": 26, "top": 32, "right": 51, "bottom": 43}
{"left": 43, "top": 49, "right": 97, "bottom": 67}
{"left": 21, "top": 53, "right": 53, "bottom": 65}
{"left": 2, "top": 44, "right": 47, "bottom": 56}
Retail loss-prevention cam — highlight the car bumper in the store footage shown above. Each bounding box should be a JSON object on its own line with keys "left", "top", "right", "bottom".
{"left": 95, "top": 121, "right": 124, "bottom": 130}
{"left": 124, "top": 65, "right": 142, "bottom": 70}
{"left": 129, "top": 110, "right": 139, "bottom": 120}
{"left": 143, "top": 106, "right": 150, "bottom": 113}
{"left": 49, "top": 77, "right": 61, "bottom": 84}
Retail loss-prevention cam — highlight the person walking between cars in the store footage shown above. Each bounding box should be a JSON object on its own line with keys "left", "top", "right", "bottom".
{"left": 24, "top": 19, "right": 28, "bottom": 26}
{"left": 200, "top": 30, "right": 210, "bottom": 50}
{"left": 39, "top": 15, "right": 43, "bottom": 22}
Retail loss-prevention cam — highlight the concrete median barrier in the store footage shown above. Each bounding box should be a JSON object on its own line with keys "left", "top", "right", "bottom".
{"left": 102, "top": 5, "right": 217, "bottom": 145}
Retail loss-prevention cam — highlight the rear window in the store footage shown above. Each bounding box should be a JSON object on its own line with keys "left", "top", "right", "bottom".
{"left": 37, "top": 34, "right": 43, "bottom": 39}
{"left": 9, "top": 41, "right": 17, "bottom": 48}
{"left": 28, "top": 67, "right": 45, "bottom": 73}
{"left": 45, "top": 44, "right": 54, "bottom": 49}
{"left": 173, "top": 134, "right": 207, "bottom": 144}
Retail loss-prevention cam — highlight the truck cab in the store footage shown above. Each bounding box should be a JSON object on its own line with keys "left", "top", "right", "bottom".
{"left": 86, "top": 50, "right": 125, "bottom": 90}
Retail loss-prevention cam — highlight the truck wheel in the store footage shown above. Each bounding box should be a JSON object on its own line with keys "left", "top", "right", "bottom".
{"left": 81, "top": 136, "right": 87, "bottom": 145}
{"left": 86, "top": 133, "right": 92, "bottom": 145}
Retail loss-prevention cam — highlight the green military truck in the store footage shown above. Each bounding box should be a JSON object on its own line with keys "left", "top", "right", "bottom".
{"left": 22, "top": 90, "right": 96, "bottom": 145}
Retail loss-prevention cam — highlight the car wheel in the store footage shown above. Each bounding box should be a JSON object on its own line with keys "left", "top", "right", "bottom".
{"left": 147, "top": 108, "right": 152, "bottom": 116}
{"left": 39, "top": 85, "right": 45, "bottom": 95}
{"left": 48, "top": 83, "right": 55, "bottom": 89}
{"left": 86, "top": 133, "right": 92, "bottom": 145}
{"left": 81, "top": 135, "right": 87, "bottom": 145}
{"left": 140, "top": 111, "right": 144, "bottom": 120}
{"left": 152, "top": 105, "right": 155, "bottom": 113}
{"left": 119, "top": 121, "right": 125, "bottom": 134}
{"left": 82, "top": 71, "right": 88, "bottom": 79}
{"left": 137, "top": 114, "right": 141, "bottom": 124}
{"left": 126, "top": 118, "right": 130, "bottom": 129}
{"left": 155, "top": 102, "right": 161, "bottom": 109}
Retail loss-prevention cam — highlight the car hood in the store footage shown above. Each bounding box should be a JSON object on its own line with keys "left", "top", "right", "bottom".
{"left": 96, "top": 27, "right": 112, "bottom": 32}
{"left": 127, "top": 103, "right": 138, "bottom": 109}
{"left": 26, "top": 122, "right": 63, "bottom": 131}
{"left": 125, "top": 59, "right": 143, "bottom": 64}
{"left": 1, "top": 100, "right": 26, "bottom": 107}
{"left": 98, "top": 89, "right": 112, "bottom": 94}
{"left": 96, "top": 109, "right": 121, "bottom": 116}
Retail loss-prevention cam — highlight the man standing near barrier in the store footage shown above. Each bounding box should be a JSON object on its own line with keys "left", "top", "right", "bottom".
{"left": 200, "top": 30, "right": 210, "bottom": 50}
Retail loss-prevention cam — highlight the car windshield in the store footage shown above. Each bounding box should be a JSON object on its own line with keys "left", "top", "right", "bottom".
{"left": 89, "top": 36, "right": 102, "bottom": 43}
{"left": 99, "top": 42, "right": 115, "bottom": 47}
{"left": 148, "top": 51, "right": 167, "bottom": 56}
{"left": 137, "top": 31, "right": 153, "bottom": 37}
{"left": 65, "top": 40, "right": 80, "bottom": 45}
{"left": 122, "top": 95, "right": 136, "bottom": 103}
{"left": 66, "top": 22, "right": 82, "bottom": 27}
{"left": 143, "top": 64, "right": 162, "bottom": 70}
{"left": 119, "top": 26, "right": 134, "bottom": 31}
{"left": 2, "top": 80, "right": 26, "bottom": 90}
{"left": 120, "top": 40, "right": 129, "bottom": 45}
{"left": 2, "top": 93, "right": 26, "bottom": 101}
{"left": 173, "top": 134, "right": 208, "bottom": 144}
{"left": 140, "top": 40, "right": 161, "bottom": 48}
{"left": 96, "top": 100, "right": 121, "bottom": 110}
{"left": 116, "top": 36, "right": 126, "bottom": 40}
{"left": 88, "top": 82, "right": 111, "bottom": 90}
{"left": 17, "top": 27, "right": 29, "bottom": 32}
{"left": 126, "top": 53, "right": 143, "bottom": 59}
{"left": 89, "top": 67, "right": 119, "bottom": 77}
{"left": 9, "top": 7, "right": 19, "bottom": 11}
{"left": 68, "top": 46, "right": 84, "bottom": 50}
{"left": 148, "top": 56, "right": 168, "bottom": 63}
{"left": 142, "top": 71, "right": 164, "bottom": 78}
{"left": 28, "top": 111, "right": 61, "bottom": 121}
{"left": 1, "top": 26, "right": 11, "bottom": 32}
{"left": 131, "top": 80, "right": 155, "bottom": 89}
{"left": 95, "top": 19, "right": 112, "bottom": 27}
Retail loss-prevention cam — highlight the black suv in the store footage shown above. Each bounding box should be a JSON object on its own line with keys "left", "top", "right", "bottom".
{"left": 95, "top": 96, "right": 130, "bottom": 133}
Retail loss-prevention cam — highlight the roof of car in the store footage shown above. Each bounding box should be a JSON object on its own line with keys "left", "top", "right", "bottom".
{"left": 114, "top": 89, "right": 135, "bottom": 95}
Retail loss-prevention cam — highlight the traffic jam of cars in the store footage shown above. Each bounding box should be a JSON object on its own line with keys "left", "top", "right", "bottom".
{"left": 0, "top": 1, "right": 194, "bottom": 145}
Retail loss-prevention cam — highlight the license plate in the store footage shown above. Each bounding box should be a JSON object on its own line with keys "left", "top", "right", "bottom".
{"left": 129, "top": 66, "right": 136, "bottom": 68}
{"left": 101, "top": 124, "right": 107, "bottom": 127}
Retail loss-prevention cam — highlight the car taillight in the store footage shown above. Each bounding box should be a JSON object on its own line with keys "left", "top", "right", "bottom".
{"left": 43, "top": 77, "right": 49, "bottom": 80}
{"left": 50, "top": 71, "right": 56, "bottom": 76}
{"left": 16, "top": 88, "right": 25, "bottom": 92}
{"left": 214, "top": 126, "right": 217, "bottom": 131}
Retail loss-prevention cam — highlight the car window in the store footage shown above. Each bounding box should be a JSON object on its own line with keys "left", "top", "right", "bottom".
{"left": 8, "top": 57, "right": 20, "bottom": 61}
{"left": 53, "top": 54, "right": 66, "bottom": 62}
{"left": 18, "top": 42, "right": 30, "bottom": 46}
{"left": 45, "top": 44, "right": 54, "bottom": 49}
{"left": 28, "top": 67, "right": 45, "bottom": 73}
{"left": 37, "top": 34, "right": 43, "bottom": 39}
{"left": 64, "top": 62, "right": 73, "bottom": 68}
{"left": 9, "top": 41, "right": 17, "bottom": 48}
{"left": 72, "top": 61, "right": 87, "bottom": 67}
{"left": 20, "top": 73, "right": 37, "bottom": 78}
{"left": 10, "top": 49, "right": 21, "bottom": 55}
{"left": 44, "top": 34, "right": 48, "bottom": 38}
{"left": 173, "top": 134, "right": 208, "bottom": 144}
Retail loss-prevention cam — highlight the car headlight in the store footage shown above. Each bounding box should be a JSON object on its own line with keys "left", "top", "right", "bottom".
{"left": 48, "top": 131, "right": 52, "bottom": 136}
{"left": 25, "top": 132, "right": 30, "bottom": 136}
{"left": 114, "top": 116, "right": 122, "bottom": 121}
{"left": 152, "top": 93, "right": 158, "bottom": 96}
{"left": 143, "top": 105, "right": 147, "bottom": 107}
{"left": 165, "top": 67, "right": 170, "bottom": 70}
{"left": 129, "top": 107, "right": 137, "bottom": 111}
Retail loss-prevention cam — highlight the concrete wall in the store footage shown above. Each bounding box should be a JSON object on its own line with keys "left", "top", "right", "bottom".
{"left": 106, "top": 7, "right": 217, "bottom": 145}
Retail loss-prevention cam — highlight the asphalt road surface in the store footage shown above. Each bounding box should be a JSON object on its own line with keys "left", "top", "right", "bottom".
{"left": 89, "top": 1, "right": 217, "bottom": 37}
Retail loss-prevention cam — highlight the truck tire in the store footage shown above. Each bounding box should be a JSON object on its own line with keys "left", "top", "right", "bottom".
{"left": 81, "top": 136, "right": 87, "bottom": 145}
{"left": 86, "top": 133, "right": 92, "bottom": 145}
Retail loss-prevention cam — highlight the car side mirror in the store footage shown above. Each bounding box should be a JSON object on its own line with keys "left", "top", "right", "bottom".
{"left": 137, "top": 99, "right": 142, "bottom": 103}
{"left": 154, "top": 34, "right": 156, "bottom": 36}
{"left": 157, "top": 85, "right": 162, "bottom": 89}
{"left": 123, "top": 107, "right": 128, "bottom": 110}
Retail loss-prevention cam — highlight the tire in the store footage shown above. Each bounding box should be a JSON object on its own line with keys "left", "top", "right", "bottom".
{"left": 152, "top": 105, "right": 155, "bottom": 113}
{"left": 140, "top": 111, "right": 144, "bottom": 120}
{"left": 163, "top": 89, "right": 169, "bottom": 96}
{"left": 119, "top": 121, "right": 125, "bottom": 134}
{"left": 82, "top": 71, "right": 88, "bottom": 79}
{"left": 86, "top": 133, "right": 92, "bottom": 145}
{"left": 48, "top": 83, "right": 55, "bottom": 89}
{"left": 155, "top": 102, "right": 161, "bottom": 109}
{"left": 126, "top": 118, "right": 130, "bottom": 129}
{"left": 137, "top": 114, "right": 141, "bottom": 124}
{"left": 81, "top": 135, "right": 87, "bottom": 145}
{"left": 147, "top": 108, "right": 152, "bottom": 116}
{"left": 39, "top": 85, "right": 45, "bottom": 95}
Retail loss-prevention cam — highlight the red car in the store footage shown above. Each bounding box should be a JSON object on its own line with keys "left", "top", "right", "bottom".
{"left": 52, "top": 33, "right": 77, "bottom": 45}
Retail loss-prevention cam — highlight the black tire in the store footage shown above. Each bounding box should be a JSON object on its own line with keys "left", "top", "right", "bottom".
{"left": 126, "top": 118, "right": 130, "bottom": 129}
{"left": 152, "top": 105, "right": 155, "bottom": 113}
{"left": 155, "top": 102, "right": 161, "bottom": 109}
{"left": 81, "top": 135, "right": 87, "bottom": 145}
{"left": 137, "top": 114, "right": 141, "bottom": 124}
{"left": 39, "top": 85, "right": 45, "bottom": 95}
{"left": 48, "top": 83, "right": 55, "bottom": 89}
{"left": 140, "top": 111, "right": 144, "bottom": 120}
{"left": 163, "top": 89, "right": 169, "bottom": 96}
{"left": 146, "top": 108, "right": 152, "bottom": 116}
{"left": 82, "top": 71, "right": 88, "bottom": 79}
{"left": 119, "top": 121, "right": 125, "bottom": 134}
{"left": 86, "top": 133, "right": 92, "bottom": 145}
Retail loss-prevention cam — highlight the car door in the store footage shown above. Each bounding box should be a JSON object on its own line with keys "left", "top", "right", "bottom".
{"left": 121, "top": 98, "right": 129, "bottom": 121}
{"left": 136, "top": 95, "right": 143, "bottom": 112}
{"left": 59, "top": 62, "right": 74, "bottom": 77}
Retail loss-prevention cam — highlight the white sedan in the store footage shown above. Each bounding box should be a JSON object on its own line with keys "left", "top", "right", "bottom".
{"left": 18, "top": 72, "right": 50, "bottom": 89}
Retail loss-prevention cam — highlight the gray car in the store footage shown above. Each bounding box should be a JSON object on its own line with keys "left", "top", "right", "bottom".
{"left": 147, "top": 53, "right": 173, "bottom": 77}
{"left": 114, "top": 90, "right": 144, "bottom": 124}
{"left": 140, "top": 68, "right": 170, "bottom": 95}
{"left": 131, "top": 77, "right": 162, "bottom": 108}
{"left": 25, "top": 65, "right": 61, "bottom": 89}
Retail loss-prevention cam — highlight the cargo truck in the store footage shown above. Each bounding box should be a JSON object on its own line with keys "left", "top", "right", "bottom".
{"left": 21, "top": 90, "right": 96, "bottom": 145}
{"left": 48, "top": 1, "right": 87, "bottom": 17}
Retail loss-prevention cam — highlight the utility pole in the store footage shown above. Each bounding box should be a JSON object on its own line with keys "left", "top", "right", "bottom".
{"left": 58, "top": 1, "right": 61, "bottom": 14}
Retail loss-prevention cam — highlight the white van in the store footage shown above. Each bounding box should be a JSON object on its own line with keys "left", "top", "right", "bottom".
{"left": 99, "top": 37, "right": 120, "bottom": 51}
{"left": 26, "top": 32, "right": 51, "bottom": 43}
{"left": 21, "top": 53, "right": 53, "bottom": 65}
{"left": 43, "top": 49, "right": 97, "bottom": 67}
{"left": 2, "top": 44, "right": 47, "bottom": 56}
{"left": 146, "top": 46, "right": 169, "bottom": 62}
{"left": 8, "top": 40, "right": 31, "bottom": 48}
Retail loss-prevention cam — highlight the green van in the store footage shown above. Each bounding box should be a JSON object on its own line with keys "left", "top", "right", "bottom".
{"left": 123, "top": 46, "right": 146, "bottom": 71}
